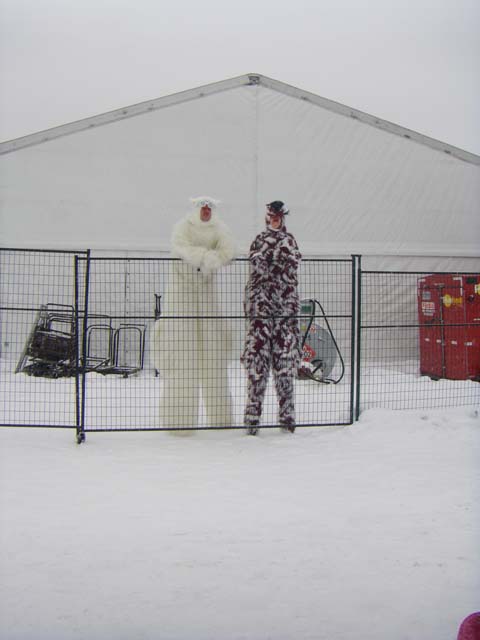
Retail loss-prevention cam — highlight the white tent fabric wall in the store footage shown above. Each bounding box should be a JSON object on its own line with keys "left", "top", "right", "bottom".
{"left": 1, "top": 74, "right": 479, "bottom": 265}
{"left": 0, "top": 87, "right": 257, "bottom": 252}
{"left": 256, "top": 87, "right": 480, "bottom": 259}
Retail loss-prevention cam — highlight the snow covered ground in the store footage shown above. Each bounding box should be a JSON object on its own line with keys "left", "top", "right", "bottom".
{"left": 1, "top": 403, "right": 479, "bottom": 640}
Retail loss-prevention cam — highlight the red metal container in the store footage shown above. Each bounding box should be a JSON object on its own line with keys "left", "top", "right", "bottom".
{"left": 417, "top": 274, "right": 480, "bottom": 380}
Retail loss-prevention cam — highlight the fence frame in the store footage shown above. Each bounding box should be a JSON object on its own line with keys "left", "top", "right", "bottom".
{"left": 1, "top": 248, "right": 478, "bottom": 442}
{"left": 357, "top": 268, "right": 480, "bottom": 415}
{"left": 0, "top": 248, "right": 90, "bottom": 435}
{"left": 75, "top": 254, "right": 357, "bottom": 435}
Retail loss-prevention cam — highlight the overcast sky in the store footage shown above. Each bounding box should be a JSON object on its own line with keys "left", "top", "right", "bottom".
{"left": 1, "top": 0, "right": 479, "bottom": 154}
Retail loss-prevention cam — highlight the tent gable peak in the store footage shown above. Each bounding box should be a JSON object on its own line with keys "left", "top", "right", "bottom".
{"left": 0, "top": 72, "right": 479, "bottom": 166}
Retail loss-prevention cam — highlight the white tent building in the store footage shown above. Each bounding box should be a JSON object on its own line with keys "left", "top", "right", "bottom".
{"left": 1, "top": 73, "right": 479, "bottom": 270}
{"left": 0, "top": 74, "right": 479, "bottom": 427}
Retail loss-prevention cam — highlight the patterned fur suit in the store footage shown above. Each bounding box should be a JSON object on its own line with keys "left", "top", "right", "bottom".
{"left": 242, "top": 203, "right": 301, "bottom": 433}
{"left": 154, "top": 197, "right": 236, "bottom": 434}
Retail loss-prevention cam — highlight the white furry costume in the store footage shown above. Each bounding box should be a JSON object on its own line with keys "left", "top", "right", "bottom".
{"left": 154, "top": 197, "right": 236, "bottom": 433}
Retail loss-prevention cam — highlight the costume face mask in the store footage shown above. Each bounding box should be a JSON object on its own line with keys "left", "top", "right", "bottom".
{"left": 189, "top": 197, "right": 219, "bottom": 226}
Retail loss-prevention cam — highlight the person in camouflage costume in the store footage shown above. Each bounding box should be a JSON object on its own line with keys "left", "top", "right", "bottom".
{"left": 242, "top": 201, "right": 302, "bottom": 435}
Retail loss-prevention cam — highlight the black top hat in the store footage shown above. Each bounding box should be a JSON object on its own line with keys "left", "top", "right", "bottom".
{"left": 266, "top": 200, "right": 289, "bottom": 215}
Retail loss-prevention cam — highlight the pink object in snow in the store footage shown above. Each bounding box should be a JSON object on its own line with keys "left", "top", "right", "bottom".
{"left": 457, "top": 613, "right": 480, "bottom": 640}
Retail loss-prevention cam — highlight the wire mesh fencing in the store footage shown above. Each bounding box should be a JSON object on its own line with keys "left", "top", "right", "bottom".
{"left": 1, "top": 249, "right": 479, "bottom": 439}
{"left": 78, "top": 256, "right": 354, "bottom": 433}
{"left": 0, "top": 248, "right": 88, "bottom": 428}
{"left": 358, "top": 270, "right": 480, "bottom": 413}
{"left": 0, "top": 250, "right": 354, "bottom": 434}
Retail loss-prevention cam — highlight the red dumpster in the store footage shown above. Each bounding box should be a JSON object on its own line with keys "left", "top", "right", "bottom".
{"left": 417, "top": 274, "right": 480, "bottom": 380}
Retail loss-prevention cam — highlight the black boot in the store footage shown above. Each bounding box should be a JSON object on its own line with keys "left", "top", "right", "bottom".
{"left": 246, "top": 424, "right": 259, "bottom": 436}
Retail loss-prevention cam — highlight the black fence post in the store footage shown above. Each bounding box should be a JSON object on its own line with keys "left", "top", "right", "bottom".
{"left": 76, "top": 249, "right": 91, "bottom": 444}
{"left": 74, "top": 256, "right": 81, "bottom": 439}
{"left": 352, "top": 255, "right": 362, "bottom": 421}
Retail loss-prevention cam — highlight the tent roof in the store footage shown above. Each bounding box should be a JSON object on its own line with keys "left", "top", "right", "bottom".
{"left": 1, "top": 73, "right": 479, "bottom": 165}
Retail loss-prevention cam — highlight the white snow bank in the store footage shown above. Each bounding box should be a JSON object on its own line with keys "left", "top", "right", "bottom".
{"left": 0, "top": 406, "right": 479, "bottom": 639}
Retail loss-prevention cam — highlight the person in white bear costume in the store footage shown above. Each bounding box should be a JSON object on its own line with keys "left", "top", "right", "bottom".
{"left": 154, "top": 197, "right": 236, "bottom": 434}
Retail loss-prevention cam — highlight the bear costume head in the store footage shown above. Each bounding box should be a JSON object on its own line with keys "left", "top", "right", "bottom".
{"left": 188, "top": 196, "right": 221, "bottom": 227}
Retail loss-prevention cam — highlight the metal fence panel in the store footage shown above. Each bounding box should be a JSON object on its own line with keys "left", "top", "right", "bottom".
{"left": 0, "top": 248, "right": 88, "bottom": 428}
{"left": 358, "top": 270, "right": 480, "bottom": 413}
{"left": 7, "top": 250, "right": 478, "bottom": 435}
{"left": 79, "top": 256, "right": 354, "bottom": 432}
